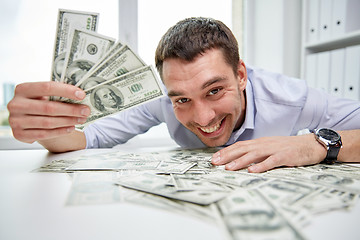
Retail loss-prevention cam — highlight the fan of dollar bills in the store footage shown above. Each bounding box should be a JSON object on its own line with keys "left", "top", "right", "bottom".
{"left": 50, "top": 9, "right": 164, "bottom": 128}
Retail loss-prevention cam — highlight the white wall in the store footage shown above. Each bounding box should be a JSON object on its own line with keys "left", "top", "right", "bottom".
{"left": 244, "top": 0, "right": 301, "bottom": 78}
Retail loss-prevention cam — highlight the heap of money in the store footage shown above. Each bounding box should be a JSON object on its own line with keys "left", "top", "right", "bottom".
{"left": 35, "top": 148, "right": 360, "bottom": 240}
{"left": 50, "top": 9, "right": 163, "bottom": 127}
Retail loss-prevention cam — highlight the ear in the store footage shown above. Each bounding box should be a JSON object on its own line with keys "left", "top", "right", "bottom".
{"left": 237, "top": 60, "right": 247, "bottom": 91}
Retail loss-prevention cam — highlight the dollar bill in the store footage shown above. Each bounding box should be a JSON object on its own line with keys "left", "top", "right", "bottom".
{"left": 216, "top": 189, "right": 305, "bottom": 240}
{"left": 66, "top": 172, "right": 122, "bottom": 205}
{"left": 51, "top": 9, "right": 99, "bottom": 83}
{"left": 265, "top": 166, "right": 360, "bottom": 194}
{"left": 60, "top": 28, "right": 115, "bottom": 86}
{"left": 65, "top": 159, "right": 161, "bottom": 171}
{"left": 297, "top": 187, "right": 359, "bottom": 214}
{"left": 76, "top": 45, "right": 146, "bottom": 90}
{"left": 33, "top": 159, "right": 79, "bottom": 173}
{"left": 67, "top": 65, "right": 164, "bottom": 128}
{"left": 124, "top": 191, "right": 219, "bottom": 224}
{"left": 75, "top": 41, "right": 125, "bottom": 84}
{"left": 116, "top": 173, "right": 229, "bottom": 205}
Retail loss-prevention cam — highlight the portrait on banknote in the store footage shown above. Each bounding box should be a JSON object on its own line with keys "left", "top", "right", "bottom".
{"left": 90, "top": 85, "right": 124, "bottom": 113}
{"left": 53, "top": 52, "right": 66, "bottom": 81}
{"left": 65, "top": 60, "right": 94, "bottom": 85}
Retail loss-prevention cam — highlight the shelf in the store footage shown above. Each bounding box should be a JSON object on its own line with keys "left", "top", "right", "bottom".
{"left": 304, "top": 30, "right": 360, "bottom": 53}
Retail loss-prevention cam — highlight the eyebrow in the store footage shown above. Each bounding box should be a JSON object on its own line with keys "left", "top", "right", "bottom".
{"left": 167, "top": 76, "right": 226, "bottom": 97}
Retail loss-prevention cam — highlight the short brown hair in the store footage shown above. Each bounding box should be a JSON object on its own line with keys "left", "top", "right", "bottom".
{"left": 155, "top": 17, "right": 240, "bottom": 80}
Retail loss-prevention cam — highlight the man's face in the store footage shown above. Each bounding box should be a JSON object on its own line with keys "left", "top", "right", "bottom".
{"left": 96, "top": 88, "right": 117, "bottom": 108}
{"left": 162, "top": 48, "right": 247, "bottom": 147}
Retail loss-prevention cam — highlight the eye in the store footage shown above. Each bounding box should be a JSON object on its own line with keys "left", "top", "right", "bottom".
{"left": 208, "top": 88, "right": 222, "bottom": 96}
{"left": 176, "top": 98, "right": 190, "bottom": 104}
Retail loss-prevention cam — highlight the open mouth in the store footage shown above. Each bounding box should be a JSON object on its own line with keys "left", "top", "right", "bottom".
{"left": 199, "top": 118, "right": 225, "bottom": 135}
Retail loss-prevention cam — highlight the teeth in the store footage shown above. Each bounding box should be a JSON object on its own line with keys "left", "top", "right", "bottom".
{"left": 200, "top": 122, "right": 221, "bottom": 133}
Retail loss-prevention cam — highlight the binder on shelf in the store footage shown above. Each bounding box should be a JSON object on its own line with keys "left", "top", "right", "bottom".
{"left": 307, "top": 0, "right": 320, "bottom": 43}
{"left": 344, "top": 45, "right": 360, "bottom": 101}
{"left": 331, "top": 0, "right": 346, "bottom": 38}
{"left": 345, "top": 0, "right": 360, "bottom": 33}
{"left": 329, "top": 48, "right": 345, "bottom": 98}
{"left": 319, "top": 0, "right": 332, "bottom": 41}
{"left": 316, "top": 51, "right": 330, "bottom": 92}
{"left": 305, "top": 54, "right": 317, "bottom": 89}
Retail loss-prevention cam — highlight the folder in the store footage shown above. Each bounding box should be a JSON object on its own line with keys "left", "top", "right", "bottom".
{"left": 329, "top": 48, "right": 345, "bottom": 97}
{"left": 345, "top": 0, "right": 360, "bottom": 33}
{"left": 305, "top": 54, "right": 318, "bottom": 88}
{"left": 307, "top": 0, "right": 320, "bottom": 43}
{"left": 317, "top": 51, "right": 330, "bottom": 92}
{"left": 331, "top": 0, "right": 346, "bottom": 38}
{"left": 344, "top": 45, "right": 360, "bottom": 101}
{"left": 319, "top": 0, "right": 332, "bottom": 41}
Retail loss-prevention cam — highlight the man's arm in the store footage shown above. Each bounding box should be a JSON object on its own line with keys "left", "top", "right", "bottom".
{"left": 337, "top": 130, "right": 360, "bottom": 163}
{"left": 211, "top": 129, "right": 360, "bottom": 173}
{"left": 7, "top": 81, "right": 90, "bottom": 153}
{"left": 37, "top": 130, "right": 86, "bottom": 153}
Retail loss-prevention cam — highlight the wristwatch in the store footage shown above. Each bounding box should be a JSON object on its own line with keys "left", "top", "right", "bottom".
{"left": 314, "top": 128, "right": 342, "bottom": 164}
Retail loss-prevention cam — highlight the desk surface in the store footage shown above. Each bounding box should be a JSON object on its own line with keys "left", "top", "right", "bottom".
{"left": 1, "top": 147, "right": 360, "bottom": 240}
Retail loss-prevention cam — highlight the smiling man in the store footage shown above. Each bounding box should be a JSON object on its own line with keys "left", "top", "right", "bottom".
{"left": 7, "top": 17, "right": 360, "bottom": 172}
{"left": 163, "top": 49, "right": 246, "bottom": 148}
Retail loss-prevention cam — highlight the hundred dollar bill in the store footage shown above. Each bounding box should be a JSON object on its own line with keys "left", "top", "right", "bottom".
{"left": 216, "top": 189, "right": 305, "bottom": 240}
{"left": 265, "top": 166, "right": 360, "bottom": 194}
{"left": 60, "top": 28, "right": 115, "bottom": 86}
{"left": 76, "top": 45, "right": 145, "bottom": 90}
{"left": 116, "top": 173, "right": 229, "bottom": 205}
{"left": 68, "top": 65, "right": 164, "bottom": 128}
{"left": 65, "top": 159, "right": 161, "bottom": 171}
{"left": 51, "top": 9, "right": 99, "bottom": 83}
{"left": 298, "top": 188, "right": 359, "bottom": 214}
{"left": 66, "top": 172, "right": 122, "bottom": 205}
{"left": 76, "top": 41, "right": 124, "bottom": 84}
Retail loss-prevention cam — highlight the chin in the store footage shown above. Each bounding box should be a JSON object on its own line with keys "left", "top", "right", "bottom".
{"left": 199, "top": 136, "right": 229, "bottom": 148}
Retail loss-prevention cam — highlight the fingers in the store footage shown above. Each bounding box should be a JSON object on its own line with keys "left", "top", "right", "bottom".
{"left": 14, "top": 81, "right": 85, "bottom": 100}
{"left": 8, "top": 97, "right": 90, "bottom": 117}
{"left": 212, "top": 148, "right": 264, "bottom": 171}
{"left": 11, "top": 127, "right": 76, "bottom": 144}
{"left": 11, "top": 115, "right": 88, "bottom": 129}
{"left": 211, "top": 140, "right": 259, "bottom": 166}
{"left": 248, "top": 155, "right": 281, "bottom": 173}
{"left": 7, "top": 81, "right": 90, "bottom": 144}
{"left": 211, "top": 137, "right": 290, "bottom": 172}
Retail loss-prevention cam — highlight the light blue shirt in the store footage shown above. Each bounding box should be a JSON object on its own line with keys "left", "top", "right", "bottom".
{"left": 84, "top": 66, "right": 360, "bottom": 149}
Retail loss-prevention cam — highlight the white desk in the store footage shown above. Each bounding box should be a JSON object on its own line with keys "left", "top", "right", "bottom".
{"left": 1, "top": 148, "right": 360, "bottom": 240}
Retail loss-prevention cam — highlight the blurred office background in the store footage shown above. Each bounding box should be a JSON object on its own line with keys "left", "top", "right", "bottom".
{"left": 0, "top": 0, "right": 359, "bottom": 149}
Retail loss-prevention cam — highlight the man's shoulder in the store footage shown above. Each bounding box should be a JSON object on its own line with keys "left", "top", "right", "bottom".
{"left": 246, "top": 66, "right": 308, "bottom": 107}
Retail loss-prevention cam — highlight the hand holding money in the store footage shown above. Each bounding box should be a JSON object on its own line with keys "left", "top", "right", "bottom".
{"left": 7, "top": 8, "right": 163, "bottom": 151}
{"left": 7, "top": 81, "right": 90, "bottom": 143}
{"left": 51, "top": 9, "right": 164, "bottom": 127}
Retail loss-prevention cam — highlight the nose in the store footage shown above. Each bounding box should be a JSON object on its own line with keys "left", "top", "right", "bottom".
{"left": 191, "top": 100, "right": 216, "bottom": 126}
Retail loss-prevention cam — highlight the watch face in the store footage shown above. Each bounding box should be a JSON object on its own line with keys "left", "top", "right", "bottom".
{"left": 318, "top": 128, "right": 340, "bottom": 141}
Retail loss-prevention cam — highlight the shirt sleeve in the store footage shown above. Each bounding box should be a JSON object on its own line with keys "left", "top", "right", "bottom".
{"left": 83, "top": 97, "right": 166, "bottom": 148}
{"left": 294, "top": 87, "right": 360, "bottom": 132}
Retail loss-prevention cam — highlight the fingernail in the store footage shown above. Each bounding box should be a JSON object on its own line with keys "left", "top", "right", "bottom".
{"left": 78, "top": 117, "right": 87, "bottom": 123}
{"left": 75, "top": 90, "right": 85, "bottom": 99}
{"left": 211, "top": 152, "right": 221, "bottom": 164}
{"left": 81, "top": 107, "right": 90, "bottom": 116}
{"left": 226, "top": 161, "right": 236, "bottom": 170}
{"left": 248, "top": 165, "right": 257, "bottom": 173}
{"left": 67, "top": 126, "right": 75, "bottom": 133}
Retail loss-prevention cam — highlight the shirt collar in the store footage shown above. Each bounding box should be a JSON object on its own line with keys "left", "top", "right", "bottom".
{"left": 226, "top": 76, "right": 255, "bottom": 145}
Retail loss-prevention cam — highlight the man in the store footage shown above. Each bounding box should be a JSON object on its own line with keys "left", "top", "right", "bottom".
{"left": 7, "top": 17, "right": 360, "bottom": 173}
